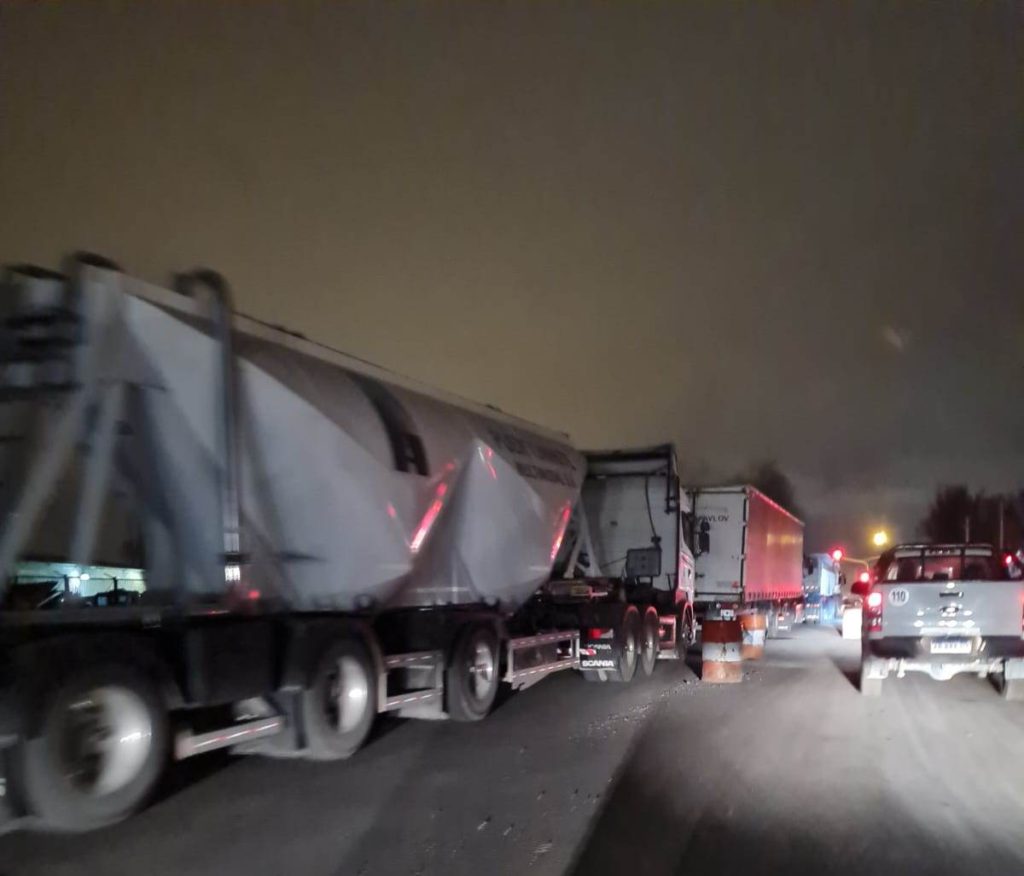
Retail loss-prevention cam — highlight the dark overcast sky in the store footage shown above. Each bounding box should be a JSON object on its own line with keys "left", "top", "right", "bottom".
{"left": 1, "top": 2, "right": 1021, "bottom": 552}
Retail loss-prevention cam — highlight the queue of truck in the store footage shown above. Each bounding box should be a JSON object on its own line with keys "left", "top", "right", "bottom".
{"left": 1, "top": 255, "right": 803, "bottom": 830}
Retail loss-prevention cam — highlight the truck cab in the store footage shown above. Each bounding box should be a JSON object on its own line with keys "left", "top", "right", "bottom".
{"left": 858, "top": 543, "right": 1024, "bottom": 698}
{"left": 802, "top": 553, "right": 843, "bottom": 624}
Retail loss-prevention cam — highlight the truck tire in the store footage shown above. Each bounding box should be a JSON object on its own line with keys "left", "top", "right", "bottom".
{"left": 446, "top": 624, "right": 500, "bottom": 722}
{"left": 638, "top": 608, "right": 659, "bottom": 678}
{"left": 301, "top": 637, "right": 377, "bottom": 760}
{"left": 859, "top": 661, "right": 883, "bottom": 697}
{"left": 676, "top": 610, "right": 694, "bottom": 660}
{"left": 14, "top": 663, "right": 168, "bottom": 831}
{"left": 607, "top": 607, "right": 641, "bottom": 683}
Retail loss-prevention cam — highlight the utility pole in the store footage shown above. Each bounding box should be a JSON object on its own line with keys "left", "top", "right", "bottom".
{"left": 999, "top": 498, "right": 1005, "bottom": 551}
{"left": 965, "top": 515, "right": 971, "bottom": 543}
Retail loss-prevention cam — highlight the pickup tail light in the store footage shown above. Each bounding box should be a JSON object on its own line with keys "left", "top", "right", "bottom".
{"left": 865, "top": 590, "right": 883, "bottom": 633}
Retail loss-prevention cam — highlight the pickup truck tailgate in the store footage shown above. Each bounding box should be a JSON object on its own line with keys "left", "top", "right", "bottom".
{"left": 877, "top": 580, "right": 1023, "bottom": 639}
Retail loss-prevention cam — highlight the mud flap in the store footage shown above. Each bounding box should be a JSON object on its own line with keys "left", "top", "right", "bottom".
{"left": 1004, "top": 659, "right": 1024, "bottom": 680}
{"left": 0, "top": 735, "right": 17, "bottom": 829}
{"left": 862, "top": 657, "right": 888, "bottom": 680}
{"left": 1002, "top": 659, "right": 1024, "bottom": 701}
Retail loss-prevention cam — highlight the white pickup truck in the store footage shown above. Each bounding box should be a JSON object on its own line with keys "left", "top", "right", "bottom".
{"left": 857, "top": 543, "right": 1024, "bottom": 698}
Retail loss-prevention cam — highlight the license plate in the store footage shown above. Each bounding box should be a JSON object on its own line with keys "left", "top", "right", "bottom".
{"left": 929, "top": 638, "right": 971, "bottom": 655}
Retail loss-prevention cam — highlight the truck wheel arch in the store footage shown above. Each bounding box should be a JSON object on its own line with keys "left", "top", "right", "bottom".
{"left": 10, "top": 633, "right": 182, "bottom": 734}
{"left": 279, "top": 618, "right": 384, "bottom": 694}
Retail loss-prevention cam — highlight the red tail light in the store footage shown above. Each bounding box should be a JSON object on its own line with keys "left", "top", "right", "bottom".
{"left": 865, "top": 590, "right": 883, "bottom": 633}
{"left": 858, "top": 571, "right": 871, "bottom": 585}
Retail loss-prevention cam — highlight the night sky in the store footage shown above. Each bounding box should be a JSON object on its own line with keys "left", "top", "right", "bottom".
{"left": 1, "top": 2, "right": 1021, "bottom": 552}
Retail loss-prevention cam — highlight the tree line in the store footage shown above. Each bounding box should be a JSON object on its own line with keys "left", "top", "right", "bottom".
{"left": 920, "top": 486, "right": 1024, "bottom": 549}
{"left": 719, "top": 462, "right": 1023, "bottom": 552}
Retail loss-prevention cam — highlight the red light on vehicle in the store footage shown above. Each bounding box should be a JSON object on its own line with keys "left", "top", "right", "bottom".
{"left": 866, "top": 591, "right": 882, "bottom": 609}
{"left": 1005, "top": 554, "right": 1015, "bottom": 567}
{"left": 831, "top": 548, "right": 844, "bottom": 563}
{"left": 858, "top": 571, "right": 871, "bottom": 585}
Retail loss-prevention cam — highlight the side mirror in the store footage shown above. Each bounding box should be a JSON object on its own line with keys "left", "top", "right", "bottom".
{"left": 851, "top": 578, "right": 871, "bottom": 598}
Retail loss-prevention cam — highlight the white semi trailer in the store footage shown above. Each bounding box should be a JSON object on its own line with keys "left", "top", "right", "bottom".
{"left": 690, "top": 485, "right": 805, "bottom": 634}
{"left": 0, "top": 256, "right": 695, "bottom": 830}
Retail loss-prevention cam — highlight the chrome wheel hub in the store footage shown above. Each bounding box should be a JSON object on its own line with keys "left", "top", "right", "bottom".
{"left": 58, "top": 686, "right": 153, "bottom": 796}
{"left": 468, "top": 640, "right": 496, "bottom": 701}
{"left": 326, "top": 656, "right": 370, "bottom": 734}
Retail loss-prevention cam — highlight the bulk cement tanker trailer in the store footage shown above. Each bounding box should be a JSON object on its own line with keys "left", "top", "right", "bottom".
{"left": 0, "top": 255, "right": 695, "bottom": 830}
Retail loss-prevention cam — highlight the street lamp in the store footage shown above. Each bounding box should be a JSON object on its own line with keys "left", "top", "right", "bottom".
{"left": 872, "top": 530, "right": 889, "bottom": 549}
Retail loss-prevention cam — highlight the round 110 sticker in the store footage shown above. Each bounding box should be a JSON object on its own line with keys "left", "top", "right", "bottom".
{"left": 888, "top": 587, "right": 910, "bottom": 607}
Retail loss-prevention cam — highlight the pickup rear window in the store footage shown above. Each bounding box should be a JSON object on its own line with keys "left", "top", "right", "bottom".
{"left": 879, "top": 551, "right": 1004, "bottom": 583}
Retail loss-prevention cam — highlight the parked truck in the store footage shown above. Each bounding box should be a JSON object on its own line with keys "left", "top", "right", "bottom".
{"left": 690, "top": 485, "right": 804, "bottom": 634}
{"left": 802, "top": 552, "right": 844, "bottom": 625}
{"left": 0, "top": 256, "right": 695, "bottom": 831}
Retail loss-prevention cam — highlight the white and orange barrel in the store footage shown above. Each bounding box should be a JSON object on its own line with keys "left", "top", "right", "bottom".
{"left": 701, "top": 619, "right": 743, "bottom": 683}
{"left": 739, "top": 612, "right": 767, "bottom": 660}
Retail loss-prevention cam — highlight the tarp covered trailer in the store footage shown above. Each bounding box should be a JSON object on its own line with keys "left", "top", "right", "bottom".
{"left": 0, "top": 257, "right": 692, "bottom": 830}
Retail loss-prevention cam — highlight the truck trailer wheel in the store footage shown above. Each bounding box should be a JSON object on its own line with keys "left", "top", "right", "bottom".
{"left": 301, "top": 637, "right": 377, "bottom": 760}
{"left": 676, "top": 610, "right": 695, "bottom": 660}
{"left": 638, "top": 608, "right": 659, "bottom": 678}
{"left": 14, "top": 664, "right": 168, "bottom": 831}
{"left": 446, "top": 624, "right": 500, "bottom": 722}
{"left": 607, "top": 607, "right": 641, "bottom": 683}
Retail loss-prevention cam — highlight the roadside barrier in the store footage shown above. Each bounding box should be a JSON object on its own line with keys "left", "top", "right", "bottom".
{"left": 739, "top": 612, "right": 767, "bottom": 660}
{"left": 701, "top": 619, "right": 743, "bottom": 683}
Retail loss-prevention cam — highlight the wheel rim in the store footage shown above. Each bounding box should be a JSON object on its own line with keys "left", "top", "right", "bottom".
{"left": 622, "top": 626, "right": 637, "bottom": 673}
{"left": 56, "top": 686, "right": 153, "bottom": 796}
{"left": 325, "top": 656, "right": 370, "bottom": 735}
{"left": 645, "top": 624, "right": 657, "bottom": 664}
{"left": 468, "top": 639, "right": 496, "bottom": 702}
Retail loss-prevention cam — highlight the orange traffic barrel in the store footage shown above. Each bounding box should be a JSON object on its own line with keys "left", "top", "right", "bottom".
{"left": 701, "top": 619, "right": 743, "bottom": 683}
{"left": 740, "top": 612, "right": 767, "bottom": 660}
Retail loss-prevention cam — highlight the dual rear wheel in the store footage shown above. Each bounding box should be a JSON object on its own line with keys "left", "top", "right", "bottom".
{"left": 583, "top": 606, "right": 664, "bottom": 684}
{"left": 301, "top": 637, "right": 377, "bottom": 760}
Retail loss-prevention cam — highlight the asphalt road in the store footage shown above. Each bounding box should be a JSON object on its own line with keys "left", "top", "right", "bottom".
{"left": 5, "top": 625, "right": 1024, "bottom": 875}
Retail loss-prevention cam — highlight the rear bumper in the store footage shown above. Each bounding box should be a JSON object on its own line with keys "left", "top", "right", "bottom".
{"left": 864, "top": 637, "right": 1024, "bottom": 681}
{"left": 865, "top": 636, "right": 1024, "bottom": 661}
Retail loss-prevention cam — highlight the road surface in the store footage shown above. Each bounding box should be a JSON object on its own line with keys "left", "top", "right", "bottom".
{"left": 4, "top": 625, "right": 1024, "bottom": 875}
